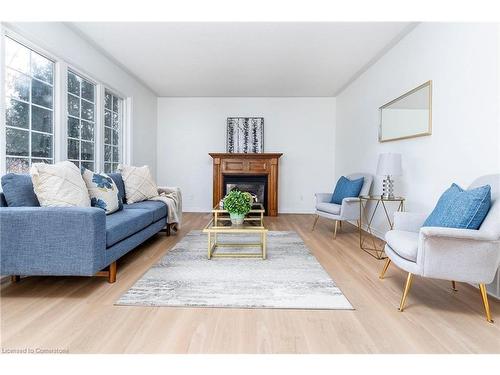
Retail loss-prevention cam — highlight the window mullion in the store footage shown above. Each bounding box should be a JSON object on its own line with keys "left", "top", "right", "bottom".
{"left": 95, "top": 84, "right": 104, "bottom": 172}
{"left": 28, "top": 49, "right": 32, "bottom": 168}
{"left": 0, "top": 30, "right": 6, "bottom": 175}
{"left": 55, "top": 61, "right": 68, "bottom": 162}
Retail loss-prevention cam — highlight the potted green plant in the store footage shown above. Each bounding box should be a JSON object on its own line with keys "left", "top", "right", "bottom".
{"left": 223, "top": 190, "right": 253, "bottom": 225}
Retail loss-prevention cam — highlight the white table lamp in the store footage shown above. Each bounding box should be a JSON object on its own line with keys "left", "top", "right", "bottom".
{"left": 376, "top": 153, "right": 402, "bottom": 199}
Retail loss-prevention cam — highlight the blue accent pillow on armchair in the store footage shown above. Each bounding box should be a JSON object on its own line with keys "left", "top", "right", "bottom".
{"left": 423, "top": 183, "right": 491, "bottom": 229}
{"left": 330, "top": 176, "right": 364, "bottom": 204}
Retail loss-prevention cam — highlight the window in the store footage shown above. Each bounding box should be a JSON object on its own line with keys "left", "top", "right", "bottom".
{"left": 103, "top": 90, "right": 122, "bottom": 173}
{"left": 67, "top": 70, "right": 96, "bottom": 170}
{"left": 2, "top": 31, "right": 129, "bottom": 175}
{"left": 4, "top": 37, "right": 54, "bottom": 173}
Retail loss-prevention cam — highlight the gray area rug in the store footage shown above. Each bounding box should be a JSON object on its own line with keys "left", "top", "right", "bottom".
{"left": 116, "top": 230, "right": 353, "bottom": 310}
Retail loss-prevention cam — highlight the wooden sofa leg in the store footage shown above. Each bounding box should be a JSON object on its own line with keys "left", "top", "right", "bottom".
{"left": 166, "top": 224, "right": 171, "bottom": 236}
{"left": 108, "top": 261, "right": 117, "bottom": 283}
{"left": 11, "top": 275, "right": 20, "bottom": 283}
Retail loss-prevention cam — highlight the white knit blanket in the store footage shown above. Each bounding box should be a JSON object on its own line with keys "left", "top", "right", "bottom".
{"left": 151, "top": 186, "right": 183, "bottom": 229}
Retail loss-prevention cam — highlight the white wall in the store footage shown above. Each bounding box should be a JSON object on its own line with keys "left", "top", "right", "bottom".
{"left": 157, "top": 97, "right": 336, "bottom": 213}
{"left": 5, "top": 22, "right": 158, "bottom": 176}
{"left": 336, "top": 23, "right": 500, "bottom": 238}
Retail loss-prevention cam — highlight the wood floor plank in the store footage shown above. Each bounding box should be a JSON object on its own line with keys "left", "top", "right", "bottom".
{"left": 1, "top": 212, "right": 499, "bottom": 353}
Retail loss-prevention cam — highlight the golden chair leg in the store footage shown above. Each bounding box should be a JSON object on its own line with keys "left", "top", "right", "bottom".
{"left": 398, "top": 273, "right": 413, "bottom": 312}
{"left": 333, "top": 220, "right": 338, "bottom": 239}
{"left": 311, "top": 215, "right": 319, "bottom": 231}
{"left": 451, "top": 280, "right": 458, "bottom": 292}
{"left": 379, "top": 258, "right": 391, "bottom": 279}
{"left": 479, "top": 284, "right": 494, "bottom": 323}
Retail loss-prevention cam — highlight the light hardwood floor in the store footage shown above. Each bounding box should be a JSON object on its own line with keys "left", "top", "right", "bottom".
{"left": 1, "top": 213, "right": 499, "bottom": 353}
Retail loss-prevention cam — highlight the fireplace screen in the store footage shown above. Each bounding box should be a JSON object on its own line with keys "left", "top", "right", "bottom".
{"left": 223, "top": 175, "right": 267, "bottom": 213}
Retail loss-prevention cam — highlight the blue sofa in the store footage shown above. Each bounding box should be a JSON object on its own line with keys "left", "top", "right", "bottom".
{"left": 0, "top": 173, "right": 168, "bottom": 283}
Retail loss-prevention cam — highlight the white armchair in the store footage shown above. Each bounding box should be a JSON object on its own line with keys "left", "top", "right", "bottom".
{"left": 380, "top": 174, "right": 500, "bottom": 323}
{"left": 312, "top": 173, "right": 373, "bottom": 239}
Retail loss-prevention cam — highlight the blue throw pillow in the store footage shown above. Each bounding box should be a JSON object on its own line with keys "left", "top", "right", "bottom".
{"left": 1, "top": 173, "right": 40, "bottom": 207}
{"left": 330, "top": 176, "right": 364, "bottom": 204}
{"left": 423, "top": 183, "right": 491, "bottom": 229}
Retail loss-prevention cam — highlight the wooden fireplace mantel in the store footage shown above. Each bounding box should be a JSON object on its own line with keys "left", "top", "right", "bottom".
{"left": 209, "top": 153, "right": 283, "bottom": 216}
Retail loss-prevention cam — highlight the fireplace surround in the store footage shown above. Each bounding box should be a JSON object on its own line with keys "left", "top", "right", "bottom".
{"left": 209, "top": 153, "right": 283, "bottom": 216}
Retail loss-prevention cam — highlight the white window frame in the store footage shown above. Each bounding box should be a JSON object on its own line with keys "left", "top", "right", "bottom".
{"left": 103, "top": 88, "right": 124, "bottom": 173}
{"left": 1, "top": 28, "right": 59, "bottom": 174}
{"left": 0, "top": 25, "right": 131, "bottom": 176}
{"left": 66, "top": 68, "right": 99, "bottom": 171}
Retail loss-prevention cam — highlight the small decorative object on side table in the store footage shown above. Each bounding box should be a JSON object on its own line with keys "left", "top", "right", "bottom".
{"left": 376, "top": 153, "right": 402, "bottom": 199}
{"left": 358, "top": 195, "right": 405, "bottom": 260}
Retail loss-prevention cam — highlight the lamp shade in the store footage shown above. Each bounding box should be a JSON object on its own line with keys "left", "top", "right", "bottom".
{"left": 376, "top": 153, "right": 402, "bottom": 176}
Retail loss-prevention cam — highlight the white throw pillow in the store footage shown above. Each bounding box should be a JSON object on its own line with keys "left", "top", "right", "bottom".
{"left": 30, "top": 161, "right": 90, "bottom": 207}
{"left": 82, "top": 169, "right": 120, "bottom": 214}
{"left": 118, "top": 164, "right": 158, "bottom": 204}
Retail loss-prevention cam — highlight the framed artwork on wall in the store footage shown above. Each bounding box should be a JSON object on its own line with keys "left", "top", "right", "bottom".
{"left": 226, "top": 117, "right": 264, "bottom": 153}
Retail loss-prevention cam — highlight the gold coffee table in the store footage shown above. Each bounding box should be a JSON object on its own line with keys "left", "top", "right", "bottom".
{"left": 203, "top": 203, "right": 268, "bottom": 260}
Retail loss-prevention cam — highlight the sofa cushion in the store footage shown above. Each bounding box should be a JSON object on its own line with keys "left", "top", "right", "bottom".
{"left": 1, "top": 173, "right": 40, "bottom": 207}
{"left": 124, "top": 200, "right": 167, "bottom": 222}
{"left": 30, "top": 161, "right": 90, "bottom": 207}
{"left": 330, "top": 176, "right": 364, "bottom": 204}
{"left": 119, "top": 165, "right": 158, "bottom": 204}
{"left": 316, "top": 202, "right": 341, "bottom": 215}
{"left": 108, "top": 173, "right": 126, "bottom": 204}
{"left": 423, "top": 183, "right": 491, "bottom": 230}
{"left": 385, "top": 230, "right": 419, "bottom": 262}
{"left": 105, "top": 208, "right": 154, "bottom": 247}
{"left": 82, "top": 169, "right": 120, "bottom": 214}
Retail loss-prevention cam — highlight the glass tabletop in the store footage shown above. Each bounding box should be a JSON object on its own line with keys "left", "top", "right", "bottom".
{"left": 213, "top": 202, "right": 265, "bottom": 213}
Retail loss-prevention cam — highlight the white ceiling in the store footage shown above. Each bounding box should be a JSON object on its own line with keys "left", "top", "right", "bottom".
{"left": 70, "top": 22, "right": 414, "bottom": 97}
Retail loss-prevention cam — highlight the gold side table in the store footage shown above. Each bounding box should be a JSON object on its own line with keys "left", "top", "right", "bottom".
{"left": 358, "top": 196, "right": 405, "bottom": 260}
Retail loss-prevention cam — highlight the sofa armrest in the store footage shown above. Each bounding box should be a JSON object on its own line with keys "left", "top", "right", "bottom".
{"left": 0, "top": 207, "right": 106, "bottom": 276}
{"left": 158, "top": 186, "right": 179, "bottom": 195}
{"left": 157, "top": 186, "right": 183, "bottom": 221}
{"left": 393, "top": 212, "right": 428, "bottom": 232}
{"left": 315, "top": 193, "right": 332, "bottom": 204}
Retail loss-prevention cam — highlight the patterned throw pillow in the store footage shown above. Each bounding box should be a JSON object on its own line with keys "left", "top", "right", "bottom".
{"left": 30, "top": 161, "right": 90, "bottom": 207}
{"left": 118, "top": 164, "right": 158, "bottom": 204}
{"left": 82, "top": 169, "right": 121, "bottom": 214}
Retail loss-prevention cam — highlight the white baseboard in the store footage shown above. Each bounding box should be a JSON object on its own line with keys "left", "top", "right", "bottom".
{"left": 278, "top": 209, "right": 316, "bottom": 214}
{"left": 183, "top": 208, "right": 211, "bottom": 213}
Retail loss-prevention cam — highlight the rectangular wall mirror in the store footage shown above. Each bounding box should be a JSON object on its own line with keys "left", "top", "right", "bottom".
{"left": 379, "top": 80, "right": 432, "bottom": 142}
